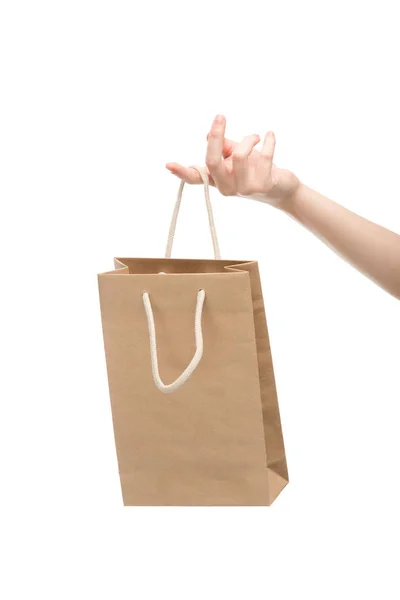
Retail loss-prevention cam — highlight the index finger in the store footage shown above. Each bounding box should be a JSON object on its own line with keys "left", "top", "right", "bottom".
{"left": 165, "top": 163, "right": 203, "bottom": 184}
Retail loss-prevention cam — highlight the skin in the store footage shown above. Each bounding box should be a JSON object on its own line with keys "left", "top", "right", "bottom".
{"left": 166, "top": 115, "right": 400, "bottom": 300}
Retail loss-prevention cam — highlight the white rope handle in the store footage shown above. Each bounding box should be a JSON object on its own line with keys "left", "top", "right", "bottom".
{"left": 142, "top": 289, "right": 206, "bottom": 393}
{"left": 165, "top": 165, "right": 221, "bottom": 260}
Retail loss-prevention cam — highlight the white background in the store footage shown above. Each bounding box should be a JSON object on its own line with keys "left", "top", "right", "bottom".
{"left": 1, "top": 1, "right": 399, "bottom": 598}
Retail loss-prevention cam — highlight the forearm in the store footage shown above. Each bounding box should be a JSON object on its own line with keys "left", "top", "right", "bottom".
{"left": 282, "top": 184, "right": 400, "bottom": 300}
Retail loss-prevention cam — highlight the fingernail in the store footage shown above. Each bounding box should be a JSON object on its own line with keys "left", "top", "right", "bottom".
{"left": 214, "top": 114, "right": 224, "bottom": 123}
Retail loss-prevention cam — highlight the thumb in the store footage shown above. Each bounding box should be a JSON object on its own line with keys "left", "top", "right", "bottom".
{"left": 206, "top": 133, "right": 237, "bottom": 158}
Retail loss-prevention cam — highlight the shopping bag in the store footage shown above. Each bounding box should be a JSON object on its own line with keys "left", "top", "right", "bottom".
{"left": 98, "top": 166, "right": 288, "bottom": 505}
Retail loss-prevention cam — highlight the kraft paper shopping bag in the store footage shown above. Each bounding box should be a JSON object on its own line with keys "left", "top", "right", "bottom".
{"left": 98, "top": 166, "right": 288, "bottom": 505}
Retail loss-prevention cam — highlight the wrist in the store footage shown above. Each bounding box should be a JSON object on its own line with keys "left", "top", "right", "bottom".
{"left": 278, "top": 181, "right": 306, "bottom": 215}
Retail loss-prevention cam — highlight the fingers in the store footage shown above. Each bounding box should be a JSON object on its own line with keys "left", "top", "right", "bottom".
{"left": 166, "top": 163, "right": 216, "bottom": 186}
{"left": 232, "top": 134, "right": 260, "bottom": 192}
{"left": 207, "top": 132, "right": 237, "bottom": 158}
{"left": 165, "top": 163, "right": 202, "bottom": 184}
{"left": 260, "top": 131, "right": 276, "bottom": 168}
{"left": 205, "top": 115, "right": 226, "bottom": 187}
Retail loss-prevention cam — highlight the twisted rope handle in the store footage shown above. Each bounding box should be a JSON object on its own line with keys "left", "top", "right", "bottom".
{"left": 165, "top": 165, "right": 221, "bottom": 260}
{"left": 142, "top": 289, "right": 206, "bottom": 393}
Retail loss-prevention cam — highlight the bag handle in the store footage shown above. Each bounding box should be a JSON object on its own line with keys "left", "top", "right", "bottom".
{"left": 165, "top": 165, "right": 221, "bottom": 260}
{"left": 142, "top": 289, "right": 206, "bottom": 393}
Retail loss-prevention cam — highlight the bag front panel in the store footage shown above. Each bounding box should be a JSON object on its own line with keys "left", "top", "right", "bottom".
{"left": 98, "top": 268, "right": 270, "bottom": 505}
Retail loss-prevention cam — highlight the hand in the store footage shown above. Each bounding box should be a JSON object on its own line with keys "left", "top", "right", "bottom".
{"left": 166, "top": 115, "right": 300, "bottom": 209}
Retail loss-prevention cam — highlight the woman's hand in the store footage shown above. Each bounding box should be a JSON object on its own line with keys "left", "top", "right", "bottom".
{"left": 166, "top": 114, "right": 300, "bottom": 209}
{"left": 166, "top": 114, "right": 400, "bottom": 298}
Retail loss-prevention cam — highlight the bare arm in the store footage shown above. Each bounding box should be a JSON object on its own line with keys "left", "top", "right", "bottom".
{"left": 166, "top": 115, "right": 400, "bottom": 300}
{"left": 285, "top": 185, "right": 400, "bottom": 299}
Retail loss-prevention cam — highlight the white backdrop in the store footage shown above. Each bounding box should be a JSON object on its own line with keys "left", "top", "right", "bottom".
{"left": 1, "top": 1, "right": 399, "bottom": 598}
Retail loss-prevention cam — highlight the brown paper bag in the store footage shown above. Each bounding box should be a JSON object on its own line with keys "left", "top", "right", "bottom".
{"left": 98, "top": 166, "right": 288, "bottom": 505}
